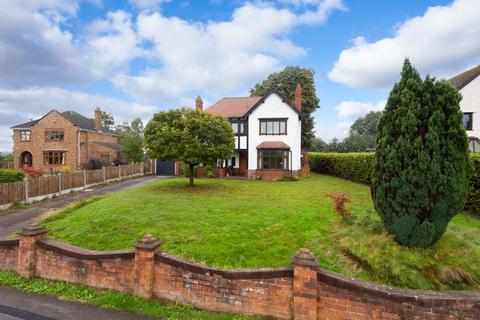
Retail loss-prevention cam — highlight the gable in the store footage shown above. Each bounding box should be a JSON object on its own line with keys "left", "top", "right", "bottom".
{"left": 246, "top": 91, "right": 300, "bottom": 119}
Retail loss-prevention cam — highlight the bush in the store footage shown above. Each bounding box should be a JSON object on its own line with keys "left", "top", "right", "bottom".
{"left": 205, "top": 165, "right": 215, "bottom": 178}
{"left": 309, "top": 152, "right": 373, "bottom": 184}
{"left": 82, "top": 159, "right": 106, "bottom": 170}
{"left": 22, "top": 166, "right": 43, "bottom": 177}
{"left": 113, "top": 157, "right": 128, "bottom": 166}
{"left": 0, "top": 169, "right": 25, "bottom": 183}
{"left": 465, "top": 153, "right": 480, "bottom": 215}
{"left": 325, "top": 193, "right": 352, "bottom": 217}
{"left": 311, "top": 152, "right": 480, "bottom": 216}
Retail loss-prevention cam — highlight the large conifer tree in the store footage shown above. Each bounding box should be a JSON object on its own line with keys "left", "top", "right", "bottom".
{"left": 372, "top": 59, "right": 469, "bottom": 247}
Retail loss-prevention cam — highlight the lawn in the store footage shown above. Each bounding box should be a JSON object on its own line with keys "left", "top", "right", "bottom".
{"left": 41, "top": 174, "right": 480, "bottom": 290}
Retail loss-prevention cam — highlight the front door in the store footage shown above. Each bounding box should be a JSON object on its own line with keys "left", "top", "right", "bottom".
{"left": 239, "top": 153, "right": 247, "bottom": 176}
{"left": 20, "top": 151, "right": 32, "bottom": 167}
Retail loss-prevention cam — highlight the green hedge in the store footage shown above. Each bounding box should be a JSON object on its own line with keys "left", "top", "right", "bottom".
{"left": 0, "top": 169, "right": 25, "bottom": 183}
{"left": 309, "top": 152, "right": 480, "bottom": 216}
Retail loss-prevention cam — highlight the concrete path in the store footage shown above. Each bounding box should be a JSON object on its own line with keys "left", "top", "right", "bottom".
{"left": 0, "top": 285, "right": 154, "bottom": 320}
{"left": 0, "top": 175, "right": 164, "bottom": 238}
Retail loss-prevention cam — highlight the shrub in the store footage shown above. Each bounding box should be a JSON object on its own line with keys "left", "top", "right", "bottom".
{"left": 372, "top": 59, "right": 469, "bottom": 248}
{"left": 0, "top": 169, "right": 25, "bottom": 183}
{"left": 82, "top": 159, "right": 106, "bottom": 170}
{"left": 205, "top": 165, "right": 215, "bottom": 178}
{"left": 309, "top": 152, "right": 373, "bottom": 184}
{"left": 325, "top": 193, "right": 352, "bottom": 217}
{"left": 113, "top": 157, "right": 128, "bottom": 166}
{"left": 22, "top": 166, "right": 43, "bottom": 177}
{"left": 310, "top": 152, "right": 480, "bottom": 216}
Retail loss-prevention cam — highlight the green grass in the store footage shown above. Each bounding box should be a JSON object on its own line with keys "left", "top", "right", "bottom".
{"left": 0, "top": 271, "right": 258, "bottom": 320}
{"left": 41, "top": 174, "right": 480, "bottom": 290}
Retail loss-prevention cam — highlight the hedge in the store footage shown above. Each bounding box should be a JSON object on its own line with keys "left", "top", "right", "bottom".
{"left": 0, "top": 169, "right": 25, "bottom": 183}
{"left": 309, "top": 152, "right": 480, "bottom": 216}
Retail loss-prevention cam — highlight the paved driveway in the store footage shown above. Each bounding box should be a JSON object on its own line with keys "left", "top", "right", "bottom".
{"left": 0, "top": 175, "right": 165, "bottom": 238}
{"left": 0, "top": 286, "right": 154, "bottom": 320}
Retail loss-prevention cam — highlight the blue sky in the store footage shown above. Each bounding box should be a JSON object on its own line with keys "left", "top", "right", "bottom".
{"left": 0, "top": 0, "right": 479, "bottom": 152}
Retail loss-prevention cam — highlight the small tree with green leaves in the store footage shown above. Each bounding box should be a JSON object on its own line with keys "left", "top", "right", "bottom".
{"left": 118, "top": 118, "right": 145, "bottom": 163}
{"left": 371, "top": 59, "right": 469, "bottom": 247}
{"left": 145, "top": 108, "right": 235, "bottom": 186}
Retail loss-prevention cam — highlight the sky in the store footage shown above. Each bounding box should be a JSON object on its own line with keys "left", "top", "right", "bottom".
{"left": 0, "top": 0, "right": 479, "bottom": 152}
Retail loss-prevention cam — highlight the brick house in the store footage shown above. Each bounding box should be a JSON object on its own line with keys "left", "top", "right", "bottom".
{"left": 11, "top": 108, "right": 121, "bottom": 171}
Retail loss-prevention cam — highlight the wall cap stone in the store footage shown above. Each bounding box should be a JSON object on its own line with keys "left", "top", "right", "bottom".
{"left": 37, "top": 239, "right": 134, "bottom": 260}
{"left": 291, "top": 247, "right": 319, "bottom": 267}
{"left": 0, "top": 238, "right": 19, "bottom": 247}
{"left": 135, "top": 234, "right": 162, "bottom": 250}
{"left": 20, "top": 224, "right": 48, "bottom": 237}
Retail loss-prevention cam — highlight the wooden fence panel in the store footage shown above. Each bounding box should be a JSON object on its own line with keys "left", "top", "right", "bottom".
{"left": 106, "top": 166, "right": 119, "bottom": 180}
{"left": 28, "top": 176, "right": 59, "bottom": 198}
{"left": 132, "top": 163, "right": 142, "bottom": 175}
{"left": 0, "top": 161, "right": 14, "bottom": 169}
{"left": 121, "top": 164, "right": 132, "bottom": 177}
{"left": 62, "top": 172, "right": 84, "bottom": 190}
{"left": 86, "top": 169, "right": 103, "bottom": 185}
{"left": 144, "top": 161, "right": 152, "bottom": 174}
{"left": 0, "top": 181, "right": 24, "bottom": 205}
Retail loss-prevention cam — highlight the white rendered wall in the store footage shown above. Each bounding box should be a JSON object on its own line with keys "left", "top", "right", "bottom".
{"left": 459, "top": 76, "right": 480, "bottom": 138}
{"left": 247, "top": 93, "right": 301, "bottom": 170}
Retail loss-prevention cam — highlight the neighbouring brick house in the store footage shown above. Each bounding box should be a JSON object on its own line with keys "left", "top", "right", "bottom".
{"left": 11, "top": 108, "right": 121, "bottom": 171}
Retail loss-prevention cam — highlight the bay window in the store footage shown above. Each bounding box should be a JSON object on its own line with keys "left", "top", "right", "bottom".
{"left": 257, "top": 149, "right": 289, "bottom": 169}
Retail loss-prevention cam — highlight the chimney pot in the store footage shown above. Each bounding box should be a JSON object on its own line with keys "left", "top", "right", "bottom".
{"left": 95, "top": 107, "right": 102, "bottom": 132}
{"left": 195, "top": 96, "right": 203, "bottom": 112}
{"left": 295, "top": 84, "right": 302, "bottom": 113}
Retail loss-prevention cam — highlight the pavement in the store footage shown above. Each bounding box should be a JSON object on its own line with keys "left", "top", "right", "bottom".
{"left": 0, "top": 286, "right": 153, "bottom": 320}
{"left": 0, "top": 175, "right": 162, "bottom": 238}
{"left": 0, "top": 175, "right": 167, "bottom": 319}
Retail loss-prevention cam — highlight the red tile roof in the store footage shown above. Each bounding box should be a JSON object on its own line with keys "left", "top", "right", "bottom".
{"left": 204, "top": 96, "right": 262, "bottom": 118}
{"left": 256, "top": 141, "right": 290, "bottom": 149}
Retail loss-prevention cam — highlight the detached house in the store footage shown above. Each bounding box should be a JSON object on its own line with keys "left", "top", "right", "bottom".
{"left": 201, "top": 85, "right": 305, "bottom": 180}
{"left": 11, "top": 108, "right": 120, "bottom": 171}
{"left": 448, "top": 64, "right": 480, "bottom": 151}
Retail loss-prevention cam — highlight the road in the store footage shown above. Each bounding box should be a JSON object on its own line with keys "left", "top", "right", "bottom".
{"left": 0, "top": 286, "right": 153, "bottom": 320}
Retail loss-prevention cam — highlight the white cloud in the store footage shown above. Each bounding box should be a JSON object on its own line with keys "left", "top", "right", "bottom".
{"left": 317, "top": 99, "right": 385, "bottom": 142}
{"left": 0, "top": 86, "right": 157, "bottom": 152}
{"left": 329, "top": 0, "right": 480, "bottom": 89}
{"left": 335, "top": 100, "right": 385, "bottom": 120}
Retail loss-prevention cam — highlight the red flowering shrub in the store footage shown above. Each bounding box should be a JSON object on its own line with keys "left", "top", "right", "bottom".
{"left": 22, "top": 166, "right": 43, "bottom": 177}
{"left": 325, "top": 193, "right": 352, "bottom": 217}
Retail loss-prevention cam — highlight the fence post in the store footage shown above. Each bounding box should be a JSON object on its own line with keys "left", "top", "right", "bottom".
{"left": 17, "top": 224, "right": 48, "bottom": 278}
{"left": 58, "top": 173, "right": 62, "bottom": 195}
{"left": 292, "top": 248, "right": 319, "bottom": 320}
{"left": 131, "top": 163, "right": 134, "bottom": 177}
{"left": 133, "top": 234, "right": 162, "bottom": 299}
{"left": 141, "top": 162, "right": 144, "bottom": 176}
{"left": 103, "top": 166, "right": 106, "bottom": 182}
{"left": 119, "top": 165, "right": 122, "bottom": 180}
{"left": 23, "top": 177, "right": 29, "bottom": 203}
{"left": 83, "top": 170, "right": 87, "bottom": 189}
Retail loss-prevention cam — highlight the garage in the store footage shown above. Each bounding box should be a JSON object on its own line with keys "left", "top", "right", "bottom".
{"left": 156, "top": 160, "right": 175, "bottom": 176}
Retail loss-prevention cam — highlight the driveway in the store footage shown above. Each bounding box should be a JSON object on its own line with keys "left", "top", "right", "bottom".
{"left": 0, "top": 286, "right": 153, "bottom": 320}
{"left": 0, "top": 175, "right": 165, "bottom": 238}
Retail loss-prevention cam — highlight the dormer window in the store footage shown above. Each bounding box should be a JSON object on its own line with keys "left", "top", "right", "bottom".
{"left": 464, "top": 113, "right": 473, "bottom": 130}
{"left": 20, "top": 130, "right": 30, "bottom": 141}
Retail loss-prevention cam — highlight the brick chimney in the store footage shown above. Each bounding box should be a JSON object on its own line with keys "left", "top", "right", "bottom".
{"left": 94, "top": 107, "right": 102, "bottom": 132}
{"left": 295, "top": 84, "right": 302, "bottom": 112}
{"left": 195, "top": 96, "right": 203, "bottom": 112}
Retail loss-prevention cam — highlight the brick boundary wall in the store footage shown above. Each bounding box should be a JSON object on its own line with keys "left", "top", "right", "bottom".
{"left": 0, "top": 225, "right": 479, "bottom": 319}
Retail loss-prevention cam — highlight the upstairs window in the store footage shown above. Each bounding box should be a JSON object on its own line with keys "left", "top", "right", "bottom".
{"left": 44, "top": 151, "right": 65, "bottom": 165}
{"left": 259, "top": 118, "right": 287, "bottom": 135}
{"left": 464, "top": 113, "right": 473, "bottom": 130}
{"left": 20, "top": 130, "right": 30, "bottom": 141}
{"left": 45, "top": 129, "right": 64, "bottom": 141}
{"left": 231, "top": 122, "right": 247, "bottom": 135}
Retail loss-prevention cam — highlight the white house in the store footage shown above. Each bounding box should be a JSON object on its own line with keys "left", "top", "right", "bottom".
{"left": 202, "top": 85, "right": 305, "bottom": 180}
{"left": 448, "top": 64, "right": 480, "bottom": 151}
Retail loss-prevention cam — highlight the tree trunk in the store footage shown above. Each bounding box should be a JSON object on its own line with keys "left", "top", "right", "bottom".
{"left": 189, "top": 163, "right": 194, "bottom": 187}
